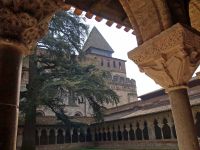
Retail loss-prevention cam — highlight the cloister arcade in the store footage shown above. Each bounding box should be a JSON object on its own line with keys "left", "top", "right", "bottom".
{"left": 17, "top": 108, "right": 200, "bottom": 150}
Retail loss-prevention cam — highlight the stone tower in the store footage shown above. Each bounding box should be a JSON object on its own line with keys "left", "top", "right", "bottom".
{"left": 82, "top": 27, "right": 138, "bottom": 108}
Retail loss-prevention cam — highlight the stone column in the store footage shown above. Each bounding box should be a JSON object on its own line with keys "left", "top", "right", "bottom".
{"left": 55, "top": 129, "right": 58, "bottom": 144}
{"left": 168, "top": 88, "right": 198, "bottom": 149}
{"left": 0, "top": 1, "right": 64, "bottom": 150}
{"left": 148, "top": 121, "right": 155, "bottom": 140}
{"left": 0, "top": 42, "right": 23, "bottom": 150}
{"left": 128, "top": 23, "right": 200, "bottom": 150}
{"left": 38, "top": 129, "right": 41, "bottom": 146}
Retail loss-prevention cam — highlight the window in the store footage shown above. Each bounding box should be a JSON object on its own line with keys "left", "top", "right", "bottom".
{"left": 119, "top": 62, "right": 121, "bottom": 70}
{"left": 107, "top": 61, "right": 110, "bottom": 67}
{"left": 101, "top": 59, "right": 104, "bottom": 66}
{"left": 113, "top": 61, "right": 116, "bottom": 68}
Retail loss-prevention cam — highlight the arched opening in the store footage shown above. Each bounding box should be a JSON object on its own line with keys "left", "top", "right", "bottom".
{"left": 95, "top": 128, "right": 98, "bottom": 141}
{"left": 162, "top": 118, "right": 171, "bottom": 139}
{"left": 35, "top": 130, "right": 39, "bottom": 145}
{"left": 195, "top": 112, "right": 200, "bottom": 137}
{"left": 98, "top": 128, "right": 102, "bottom": 141}
{"left": 136, "top": 122, "right": 142, "bottom": 140}
{"left": 107, "top": 127, "right": 111, "bottom": 141}
{"left": 74, "top": 112, "right": 83, "bottom": 117}
{"left": 65, "top": 129, "right": 71, "bottom": 143}
{"left": 57, "top": 129, "right": 64, "bottom": 144}
{"left": 86, "top": 127, "right": 92, "bottom": 142}
{"left": 40, "top": 129, "right": 48, "bottom": 145}
{"left": 117, "top": 125, "right": 122, "bottom": 141}
{"left": 79, "top": 128, "right": 85, "bottom": 142}
{"left": 112, "top": 126, "right": 117, "bottom": 141}
{"left": 72, "top": 128, "right": 78, "bottom": 143}
{"left": 36, "top": 110, "right": 45, "bottom": 117}
{"left": 129, "top": 124, "right": 135, "bottom": 140}
{"left": 49, "top": 129, "right": 56, "bottom": 144}
{"left": 154, "top": 119, "right": 162, "bottom": 139}
{"left": 143, "top": 121, "right": 149, "bottom": 140}
{"left": 102, "top": 127, "right": 107, "bottom": 141}
{"left": 123, "top": 125, "right": 128, "bottom": 141}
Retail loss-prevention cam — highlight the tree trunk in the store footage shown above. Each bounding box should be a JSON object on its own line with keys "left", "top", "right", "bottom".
{"left": 21, "top": 54, "right": 38, "bottom": 150}
{"left": 21, "top": 104, "right": 36, "bottom": 150}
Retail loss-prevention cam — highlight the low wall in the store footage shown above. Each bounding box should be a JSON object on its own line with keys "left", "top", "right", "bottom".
{"left": 33, "top": 140, "right": 178, "bottom": 150}
{"left": 94, "top": 140, "right": 178, "bottom": 150}
{"left": 36, "top": 143, "right": 94, "bottom": 150}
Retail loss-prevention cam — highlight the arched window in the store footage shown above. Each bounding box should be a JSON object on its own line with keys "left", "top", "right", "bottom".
{"left": 162, "top": 118, "right": 171, "bottom": 139}
{"left": 49, "top": 129, "right": 56, "bottom": 144}
{"left": 129, "top": 124, "right": 135, "bottom": 140}
{"left": 136, "top": 122, "right": 142, "bottom": 140}
{"left": 154, "top": 119, "right": 162, "bottom": 139}
{"left": 143, "top": 121, "right": 149, "bottom": 140}
{"left": 102, "top": 128, "right": 107, "bottom": 141}
{"left": 40, "top": 129, "right": 48, "bottom": 145}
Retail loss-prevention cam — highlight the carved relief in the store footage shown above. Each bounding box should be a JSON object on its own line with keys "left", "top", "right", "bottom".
{"left": 0, "top": 0, "right": 64, "bottom": 52}
{"left": 128, "top": 23, "right": 200, "bottom": 89}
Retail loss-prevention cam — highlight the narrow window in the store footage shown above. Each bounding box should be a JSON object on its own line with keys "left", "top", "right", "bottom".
{"left": 113, "top": 61, "right": 116, "bottom": 68}
{"left": 107, "top": 61, "right": 110, "bottom": 67}
{"left": 101, "top": 59, "right": 104, "bottom": 66}
{"left": 119, "top": 62, "right": 121, "bottom": 70}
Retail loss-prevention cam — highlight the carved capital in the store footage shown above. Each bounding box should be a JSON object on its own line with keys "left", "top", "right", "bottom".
{"left": 128, "top": 23, "right": 200, "bottom": 90}
{"left": 0, "top": 0, "right": 64, "bottom": 54}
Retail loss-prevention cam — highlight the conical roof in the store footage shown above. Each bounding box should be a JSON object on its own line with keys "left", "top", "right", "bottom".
{"left": 82, "top": 27, "right": 114, "bottom": 53}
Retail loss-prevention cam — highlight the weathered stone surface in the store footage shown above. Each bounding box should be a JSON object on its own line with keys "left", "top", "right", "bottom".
{"left": 0, "top": 0, "right": 64, "bottom": 53}
{"left": 128, "top": 23, "right": 200, "bottom": 89}
{"left": 119, "top": 0, "right": 172, "bottom": 45}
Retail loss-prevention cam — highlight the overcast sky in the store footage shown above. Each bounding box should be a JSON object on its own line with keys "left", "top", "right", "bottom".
{"left": 84, "top": 17, "right": 200, "bottom": 96}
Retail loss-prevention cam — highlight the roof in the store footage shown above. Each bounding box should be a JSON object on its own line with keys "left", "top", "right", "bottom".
{"left": 82, "top": 27, "right": 114, "bottom": 53}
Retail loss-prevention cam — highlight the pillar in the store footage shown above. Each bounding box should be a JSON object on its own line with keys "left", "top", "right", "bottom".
{"left": 38, "top": 129, "right": 41, "bottom": 146}
{"left": 0, "top": 43, "right": 23, "bottom": 150}
{"left": 0, "top": 1, "right": 64, "bottom": 149}
{"left": 128, "top": 23, "right": 200, "bottom": 150}
{"left": 168, "top": 88, "right": 199, "bottom": 149}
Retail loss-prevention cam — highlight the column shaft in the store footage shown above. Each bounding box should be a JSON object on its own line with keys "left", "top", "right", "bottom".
{"left": 0, "top": 45, "right": 23, "bottom": 150}
{"left": 168, "top": 88, "right": 199, "bottom": 150}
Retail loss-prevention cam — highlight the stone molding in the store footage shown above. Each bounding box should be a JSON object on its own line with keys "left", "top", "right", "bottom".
{"left": 0, "top": 0, "right": 64, "bottom": 53}
{"left": 128, "top": 23, "right": 200, "bottom": 89}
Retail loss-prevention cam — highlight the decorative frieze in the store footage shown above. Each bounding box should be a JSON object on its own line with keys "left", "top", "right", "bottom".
{"left": 0, "top": 0, "right": 64, "bottom": 53}
{"left": 128, "top": 23, "right": 200, "bottom": 89}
